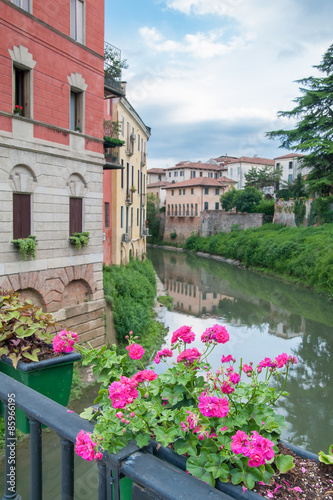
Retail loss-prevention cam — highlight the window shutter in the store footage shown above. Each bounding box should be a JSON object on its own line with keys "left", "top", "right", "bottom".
{"left": 13, "top": 193, "right": 31, "bottom": 239}
{"left": 70, "top": 198, "right": 82, "bottom": 235}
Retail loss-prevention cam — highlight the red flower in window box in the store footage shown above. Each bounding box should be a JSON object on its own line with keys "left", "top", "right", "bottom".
{"left": 14, "top": 105, "right": 23, "bottom": 116}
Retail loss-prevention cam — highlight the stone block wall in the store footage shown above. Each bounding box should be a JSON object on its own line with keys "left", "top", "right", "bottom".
{"left": 164, "top": 216, "right": 201, "bottom": 243}
{"left": 273, "top": 199, "right": 313, "bottom": 227}
{"left": 200, "top": 211, "right": 263, "bottom": 236}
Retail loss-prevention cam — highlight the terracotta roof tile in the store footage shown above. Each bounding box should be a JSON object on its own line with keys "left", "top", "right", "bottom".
{"left": 147, "top": 168, "right": 166, "bottom": 174}
{"left": 167, "top": 162, "right": 219, "bottom": 171}
{"left": 227, "top": 156, "right": 274, "bottom": 166}
{"left": 147, "top": 181, "right": 172, "bottom": 188}
{"left": 163, "top": 177, "right": 236, "bottom": 189}
{"left": 274, "top": 153, "right": 305, "bottom": 160}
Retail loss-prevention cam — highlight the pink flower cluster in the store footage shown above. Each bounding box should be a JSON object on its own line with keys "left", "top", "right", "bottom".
{"left": 177, "top": 348, "right": 201, "bottom": 365}
{"left": 257, "top": 353, "right": 297, "bottom": 373}
{"left": 75, "top": 430, "right": 102, "bottom": 461}
{"left": 231, "top": 430, "right": 274, "bottom": 467}
{"left": 132, "top": 369, "right": 157, "bottom": 384}
{"left": 108, "top": 376, "right": 139, "bottom": 409}
{"left": 198, "top": 392, "right": 229, "bottom": 418}
{"left": 126, "top": 343, "right": 145, "bottom": 360}
{"left": 52, "top": 329, "right": 78, "bottom": 354}
{"left": 154, "top": 348, "right": 173, "bottom": 364}
{"left": 171, "top": 325, "right": 195, "bottom": 344}
{"left": 221, "top": 354, "right": 235, "bottom": 363}
{"left": 180, "top": 410, "right": 200, "bottom": 432}
{"left": 201, "top": 325, "right": 229, "bottom": 344}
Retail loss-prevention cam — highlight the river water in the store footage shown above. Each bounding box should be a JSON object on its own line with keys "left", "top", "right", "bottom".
{"left": 147, "top": 246, "right": 333, "bottom": 454}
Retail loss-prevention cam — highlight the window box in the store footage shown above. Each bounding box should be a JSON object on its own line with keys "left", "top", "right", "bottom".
{"left": 12, "top": 235, "right": 37, "bottom": 260}
{"left": 69, "top": 232, "right": 89, "bottom": 249}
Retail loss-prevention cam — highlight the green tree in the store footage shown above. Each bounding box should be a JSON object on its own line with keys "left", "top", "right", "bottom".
{"left": 146, "top": 194, "right": 160, "bottom": 243}
{"left": 245, "top": 165, "right": 282, "bottom": 191}
{"left": 277, "top": 173, "right": 308, "bottom": 201}
{"left": 267, "top": 44, "right": 333, "bottom": 196}
{"left": 104, "top": 43, "right": 128, "bottom": 79}
{"left": 220, "top": 188, "right": 237, "bottom": 211}
{"left": 234, "top": 186, "right": 263, "bottom": 213}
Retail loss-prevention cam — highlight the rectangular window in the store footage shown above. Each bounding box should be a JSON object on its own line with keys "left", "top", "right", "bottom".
{"left": 215, "top": 202, "right": 219, "bottom": 210}
{"left": 70, "top": 0, "right": 84, "bottom": 43}
{"left": 204, "top": 202, "right": 208, "bottom": 210}
{"left": 215, "top": 188, "right": 220, "bottom": 195}
{"left": 14, "top": 67, "right": 31, "bottom": 118}
{"left": 121, "top": 160, "right": 124, "bottom": 189}
{"left": 180, "top": 171, "right": 184, "bottom": 176}
{"left": 204, "top": 187, "right": 209, "bottom": 195}
{"left": 104, "top": 202, "right": 110, "bottom": 228}
{"left": 69, "top": 197, "right": 82, "bottom": 235}
{"left": 121, "top": 116, "right": 125, "bottom": 136}
{"left": 191, "top": 188, "right": 194, "bottom": 194}
{"left": 190, "top": 171, "right": 196, "bottom": 178}
{"left": 126, "top": 163, "right": 129, "bottom": 193}
{"left": 138, "top": 134, "right": 141, "bottom": 151}
{"left": 137, "top": 208, "right": 139, "bottom": 226}
{"left": 174, "top": 172, "right": 178, "bottom": 177}
{"left": 179, "top": 189, "right": 181, "bottom": 195}
{"left": 132, "top": 165, "right": 134, "bottom": 187}
{"left": 183, "top": 189, "right": 185, "bottom": 195}
{"left": 288, "top": 174, "right": 293, "bottom": 183}
{"left": 171, "top": 190, "right": 174, "bottom": 196}
{"left": 289, "top": 161, "right": 293, "bottom": 169}
{"left": 121, "top": 206, "right": 124, "bottom": 228}
{"left": 137, "top": 171, "right": 140, "bottom": 194}
{"left": 13, "top": 193, "right": 31, "bottom": 239}
{"left": 230, "top": 167, "right": 233, "bottom": 176}
{"left": 70, "top": 90, "right": 83, "bottom": 131}
{"left": 169, "top": 172, "right": 171, "bottom": 178}
{"left": 12, "top": 0, "right": 30, "bottom": 12}
{"left": 237, "top": 167, "right": 240, "bottom": 175}
{"left": 200, "top": 172, "right": 203, "bottom": 177}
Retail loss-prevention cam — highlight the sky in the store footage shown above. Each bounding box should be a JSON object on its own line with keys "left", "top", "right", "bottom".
{"left": 105, "top": 0, "right": 333, "bottom": 169}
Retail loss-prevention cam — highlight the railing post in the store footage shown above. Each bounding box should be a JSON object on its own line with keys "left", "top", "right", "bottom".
{"left": 1, "top": 400, "right": 22, "bottom": 500}
{"left": 29, "top": 417, "right": 42, "bottom": 500}
{"left": 97, "top": 461, "right": 107, "bottom": 500}
{"left": 60, "top": 438, "right": 74, "bottom": 500}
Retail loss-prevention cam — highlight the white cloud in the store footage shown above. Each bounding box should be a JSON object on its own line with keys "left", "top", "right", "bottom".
{"left": 139, "top": 26, "right": 247, "bottom": 58}
{"left": 164, "top": 0, "right": 242, "bottom": 17}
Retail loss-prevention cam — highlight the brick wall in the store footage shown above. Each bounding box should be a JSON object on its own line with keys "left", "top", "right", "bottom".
{"left": 164, "top": 216, "right": 201, "bottom": 243}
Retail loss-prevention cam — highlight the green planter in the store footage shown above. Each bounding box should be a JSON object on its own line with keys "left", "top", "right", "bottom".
{"left": 0, "top": 351, "right": 81, "bottom": 433}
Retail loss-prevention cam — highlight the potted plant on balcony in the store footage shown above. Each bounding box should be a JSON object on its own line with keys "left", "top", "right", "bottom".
{"left": 12, "top": 235, "right": 37, "bottom": 260}
{"left": 13, "top": 105, "right": 23, "bottom": 116}
{"left": 0, "top": 289, "right": 81, "bottom": 433}
{"left": 69, "top": 231, "right": 89, "bottom": 249}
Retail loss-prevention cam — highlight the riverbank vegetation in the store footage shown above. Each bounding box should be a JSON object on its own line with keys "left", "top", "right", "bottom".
{"left": 103, "top": 258, "right": 167, "bottom": 361}
{"left": 184, "top": 224, "right": 333, "bottom": 297}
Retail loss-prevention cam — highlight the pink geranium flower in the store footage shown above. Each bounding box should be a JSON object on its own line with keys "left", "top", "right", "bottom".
{"left": 275, "top": 352, "right": 289, "bottom": 368}
{"left": 198, "top": 393, "right": 229, "bottom": 418}
{"left": 75, "top": 430, "right": 102, "bottom": 462}
{"left": 132, "top": 370, "right": 157, "bottom": 384}
{"left": 53, "top": 329, "right": 78, "bottom": 353}
{"left": 221, "top": 354, "right": 235, "bottom": 363}
{"left": 154, "top": 348, "right": 173, "bottom": 364}
{"left": 221, "top": 381, "right": 234, "bottom": 394}
{"left": 201, "top": 325, "right": 229, "bottom": 344}
{"left": 177, "top": 348, "right": 201, "bottom": 365}
{"left": 126, "top": 343, "right": 145, "bottom": 360}
{"left": 108, "top": 376, "right": 139, "bottom": 409}
{"left": 171, "top": 326, "right": 195, "bottom": 344}
{"left": 228, "top": 372, "right": 241, "bottom": 385}
{"left": 243, "top": 364, "right": 253, "bottom": 375}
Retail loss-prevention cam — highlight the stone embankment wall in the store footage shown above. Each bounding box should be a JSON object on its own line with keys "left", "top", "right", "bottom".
{"left": 273, "top": 199, "right": 313, "bottom": 227}
{"left": 200, "top": 211, "right": 263, "bottom": 236}
{"left": 164, "top": 216, "right": 201, "bottom": 244}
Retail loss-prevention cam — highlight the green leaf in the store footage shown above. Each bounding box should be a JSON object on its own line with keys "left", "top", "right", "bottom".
{"left": 206, "top": 454, "right": 230, "bottom": 481}
{"left": 318, "top": 444, "right": 333, "bottom": 464}
{"left": 275, "top": 454, "right": 295, "bottom": 473}
{"left": 135, "top": 433, "right": 150, "bottom": 449}
{"left": 173, "top": 434, "right": 199, "bottom": 456}
{"left": 22, "top": 349, "right": 40, "bottom": 362}
{"left": 186, "top": 452, "right": 215, "bottom": 487}
{"left": 79, "top": 407, "right": 96, "bottom": 421}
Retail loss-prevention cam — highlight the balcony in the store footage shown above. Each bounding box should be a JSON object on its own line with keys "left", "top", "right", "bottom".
{"left": 0, "top": 372, "right": 227, "bottom": 500}
{"left": 104, "top": 147, "right": 123, "bottom": 170}
{"left": 104, "top": 42, "right": 126, "bottom": 97}
{"left": 141, "top": 152, "right": 147, "bottom": 167}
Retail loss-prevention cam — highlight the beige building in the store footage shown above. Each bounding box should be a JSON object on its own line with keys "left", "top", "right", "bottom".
{"left": 165, "top": 161, "right": 226, "bottom": 182}
{"left": 147, "top": 168, "right": 166, "bottom": 184}
{"left": 274, "top": 153, "right": 307, "bottom": 185}
{"left": 163, "top": 177, "right": 236, "bottom": 242}
{"left": 104, "top": 96, "right": 151, "bottom": 265}
{"left": 147, "top": 181, "right": 171, "bottom": 208}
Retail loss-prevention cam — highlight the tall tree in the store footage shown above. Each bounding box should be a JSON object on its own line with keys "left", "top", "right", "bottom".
{"left": 245, "top": 165, "right": 282, "bottom": 191}
{"left": 267, "top": 44, "right": 333, "bottom": 196}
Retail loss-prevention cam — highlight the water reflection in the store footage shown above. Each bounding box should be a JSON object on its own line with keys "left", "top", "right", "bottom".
{"left": 148, "top": 247, "right": 333, "bottom": 453}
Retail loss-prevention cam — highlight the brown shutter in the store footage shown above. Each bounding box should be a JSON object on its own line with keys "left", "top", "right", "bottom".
{"left": 13, "top": 193, "right": 31, "bottom": 239}
{"left": 69, "top": 198, "right": 82, "bottom": 235}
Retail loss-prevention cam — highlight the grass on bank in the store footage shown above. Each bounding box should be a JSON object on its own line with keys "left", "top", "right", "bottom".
{"left": 183, "top": 224, "right": 333, "bottom": 297}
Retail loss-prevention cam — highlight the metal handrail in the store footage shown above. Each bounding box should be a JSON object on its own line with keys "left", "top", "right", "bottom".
{"left": 0, "top": 372, "right": 232, "bottom": 500}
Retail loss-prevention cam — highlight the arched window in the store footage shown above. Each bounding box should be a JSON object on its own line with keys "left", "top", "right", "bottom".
{"left": 195, "top": 203, "right": 198, "bottom": 216}
{"left": 183, "top": 204, "right": 185, "bottom": 216}
{"left": 186, "top": 204, "right": 189, "bottom": 216}
{"left": 167, "top": 204, "right": 170, "bottom": 216}
{"left": 175, "top": 204, "right": 177, "bottom": 216}
{"left": 191, "top": 203, "right": 194, "bottom": 216}
{"left": 171, "top": 204, "right": 174, "bottom": 215}
{"left": 179, "top": 204, "right": 181, "bottom": 216}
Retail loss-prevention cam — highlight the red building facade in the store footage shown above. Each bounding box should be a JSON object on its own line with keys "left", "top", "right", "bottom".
{"left": 0, "top": 0, "right": 109, "bottom": 347}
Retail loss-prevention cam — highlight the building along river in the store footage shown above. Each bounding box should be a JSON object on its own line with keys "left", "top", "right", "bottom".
{"left": 147, "top": 246, "right": 333, "bottom": 455}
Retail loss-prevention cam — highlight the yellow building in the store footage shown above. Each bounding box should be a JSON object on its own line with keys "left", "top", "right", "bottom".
{"left": 104, "top": 95, "right": 151, "bottom": 265}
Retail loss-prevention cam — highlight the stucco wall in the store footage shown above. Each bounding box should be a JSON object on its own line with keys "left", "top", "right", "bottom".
{"left": 273, "top": 199, "right": 313, "bottom": 227}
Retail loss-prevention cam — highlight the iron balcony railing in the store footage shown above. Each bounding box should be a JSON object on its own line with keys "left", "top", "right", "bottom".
{"left": 0, "top": 372, "right": 232, "bottom": 500}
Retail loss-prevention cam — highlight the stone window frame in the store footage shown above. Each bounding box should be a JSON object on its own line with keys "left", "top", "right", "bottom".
{"left": 67, "top": 73, "right": 87, "bottom": 132}
{"left": 9, "top": 45, "right": 36, "bottom": 119}
{"left": 70, "top": 0, "right": 85, "bottom": 44}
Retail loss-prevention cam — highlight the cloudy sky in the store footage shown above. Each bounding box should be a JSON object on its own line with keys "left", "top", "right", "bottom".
{"left": 105, "top": 0, "right": 333, "bottom": 169}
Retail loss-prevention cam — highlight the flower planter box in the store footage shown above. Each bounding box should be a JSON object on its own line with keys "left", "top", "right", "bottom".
{"left": 150, "top": 439, "right": 319, "bottom": 500}
{"left": 0, "top": 351, "right": 81, "bottom": 433}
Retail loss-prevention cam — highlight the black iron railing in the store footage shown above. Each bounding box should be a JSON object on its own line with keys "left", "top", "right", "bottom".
{"left": 0, "top": 372, "right": 233, "bottom": 500}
